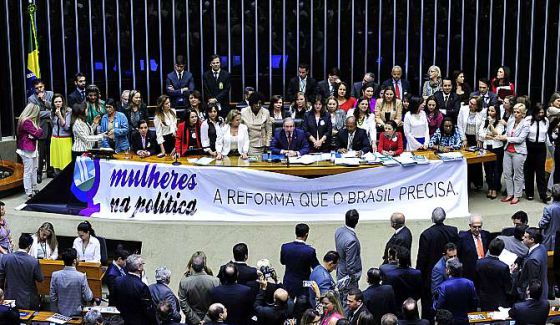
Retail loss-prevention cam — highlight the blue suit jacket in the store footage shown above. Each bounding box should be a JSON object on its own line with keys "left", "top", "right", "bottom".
{"left": 516, "top": 244, "right": 548, "bottom": 300}
{"left": 382, "top": 267, "right": 422, "bottom": 309}
{"left": 470, "top": 91, "right": 498, "bottom": 109}
{"left": 280, "top": 241, "right": 319, "bottom": 297}
{"left": 308, "top": 264, "right": 335, "bottom": 305}
{"left": 431, "top": 257, "right": 448, "bottom": 295}
{"left": 434, "top": 277, "right": 478, "bottom": 325}
{"left": 211, "top": 283, "right": 254, "bottom": 325}
{"left": 270, "top": 128, "right": 310, "bottom": 156}
{"left": 508, "top": 298, "right": 550, "bottom": 325}
{"left": 335, "top": 226, "right": 362, "bottom": 282}
{"left": 113, "top": 274, "right": 157, "bottom": 325}
{"left": 363, "top": 284, "right": 397, "bottom": 324}
{"left": 103, "top": 263, "right": 126, "bottom": 306}
{"left": 539, "top": 201, "right": 560, "bottom": 250}
{"left": 475, "top": 255, "right": 512, "bottom": 310}
{"left": 457, "top": 230, "right": 490, "bottom": 281}
{"left": 166, "top": 70, "right": 195, "bottom": 107}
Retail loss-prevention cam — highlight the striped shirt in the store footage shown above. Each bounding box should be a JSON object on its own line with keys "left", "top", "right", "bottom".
{"left": 72, "top": 119, "right": 104, "bottom": 152}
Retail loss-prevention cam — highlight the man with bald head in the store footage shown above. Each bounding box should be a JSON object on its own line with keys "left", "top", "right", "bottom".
{"left": 254, "top": 277, "right": 293, "bottom": 325}
{"left": 211, "top": 263, "right": 253, "bottom": 325}
{"left": 383, "top": 212, "right": 412, "bottom": 264}
{"left": 206, "top": 303, "right": 229, "bottom": 324}
{"left": 382, "top": 66, "right": 411, "bottom": 100}
{"left": 336, "top": 116, "right": 372, "bottom": 155}
{"left": 457, "top": 214, "right": 490, "bottom": 281}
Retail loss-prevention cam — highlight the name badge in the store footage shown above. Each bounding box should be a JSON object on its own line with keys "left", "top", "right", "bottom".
{"left": 319, "top": 120, "right": 325, "bottom": 126}
{"left": 115, "top": 122, "right": 119, "bottom": 128}
{"left": 192, "top": 133, "right": 197, "bottom": 139}
{"left": 219, "top": 82, "right": 223, "bottom": 90}
{"left": 147, "top": 142, "right": 151, "bottom": 148}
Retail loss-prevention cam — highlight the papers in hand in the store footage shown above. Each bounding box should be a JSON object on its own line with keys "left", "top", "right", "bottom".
{"left": 498, "top": 248, "right": 518, "bottom": 267}
{"left": 437, "top": 151, "right": 464, "bottom": 161}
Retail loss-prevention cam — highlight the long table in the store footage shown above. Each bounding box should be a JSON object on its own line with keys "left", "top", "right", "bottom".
{"left": 113, "top": 149, "right": 496, "bottom": 177}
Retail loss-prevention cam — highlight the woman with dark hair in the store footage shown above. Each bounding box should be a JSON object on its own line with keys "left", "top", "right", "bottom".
{"left": 175, "top": 109, "right": 203, "bottom": 157}
{"left": 268, "top": 95, "right": 289, "bottom": 121}
{"left": 425, "top": 95, "right": 444, "bottom": 136}
{"left": 349, "top": 97, "right": 377, "bottom": 147}
{"left": 452, "top": 70, "right": 472, "bottom": 105}
{"left": 500, "top": 95, "right": 516, "bottom": 123}
{"left": 374, "top": 85, "right": 403, "bottom": 131}
{"left": 356, "top": 312, "right": 375, "bottom": 325}
{"left": 354, "top": 83, "right": 377, "bottom": 113}
{"left": 491, "top": 66, "right": 516, "bottom": 100}
{"left": 304, "top": 95, "right": 332, "bottom": 153}
{"left": 326, "top": 96, "right": 346, "bottom": 149}
{"left": 289, "top": 91, "right": 310, "bottom": 120}
{"left": 99, "top": 98, "right": 130, "bottom": 153}
{"left": 84, "top": 84, "right": 106, "bottom": 125}
{"left": 335, "top": 82, "right": 357, "bottom": 112}
{"left": 479, "top": 105, "right": 505, "bottom": 199}
{"left": 377, "top": 120, "right": 403, "bottom": 156}
{"left": 428, "top": 117, "right": 463, "bottom": 152}
{"left": 29, "top": 222, "right": 58, "bottom": 260}
{"left": 187, "top": 90, "right": 206, "bottom": 122}
{"left": 153, "top": 95, "right": 178, "bottom": 157}
{"left": 300, "top": 309, "right": 321, "bottom": 325}
{"left": 523, "top": 103, "right": 551, "bottom": 202}
{"left": 71, "top": 102, "right": 107, "bottom": 161}
{"left": 547, "top": 92, "right": 560, "bottom": 124}
{"left": 50, "top": 93, "right": 73, "bottom": 173}
{"left": 73, "top": 221, "right": 100, "bottom": 262}
{"left": 403, "top": 96, "right": 429, "bottom": 151}
{"left": 241, "top": 92, "right": 272, "bottom": 155}
{"left": 125, "top": 90, "right": 148, "bottom": 132}
{"left": 201, "top": 103, "right": 224, "bottom": 157}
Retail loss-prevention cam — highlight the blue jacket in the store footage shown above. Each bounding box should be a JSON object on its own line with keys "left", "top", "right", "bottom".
{"left": 280, "top": 241, "right": 319, "bottom": 297}
{"left": 103, "top": 262, "right": 126, "bottom": 307}
{"left": 431, "top": 257, "right": 448, "bottom": 295}
{"left": 166, "top": 70, "right": 195, "bottom": 107}
{"left": 100, "top": 111, "right": 130, "bottom": 153}
{"left": 508, "top": 298, "right": 550, "bottom": 325}
{"left": 382, "top": 266, "right": 422, "bottom": 311}
{"left": 539, "top": 201, "right": 560, "bottom": 250}
{"left": 270, "top": 128, "right": 310, "bottom": 156}
{"left": 308, "top": 265, "right": 335, "bottom": 305}
{"left": 113, "top": 273, "right": 157, "bottom": 325}
{"left": 434, "top": 277, "right": 478, "bottom": 325}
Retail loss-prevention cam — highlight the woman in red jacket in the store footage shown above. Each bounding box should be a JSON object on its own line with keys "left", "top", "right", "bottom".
{"left": 175, "top": 109, "right": 202, "bottom": 157}
{"left": 16, "top": 104, "right": 44, "bottom": 198}
{"left": 377, "top": 120, "right": 404, "bottom": 156}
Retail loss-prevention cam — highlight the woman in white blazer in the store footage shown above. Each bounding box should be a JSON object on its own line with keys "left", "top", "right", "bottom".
{"left": 216, "top": 110, "right": 250, "bottom": 160}
{"left": 457, "top": 96, "right": 485, "bottom": 189}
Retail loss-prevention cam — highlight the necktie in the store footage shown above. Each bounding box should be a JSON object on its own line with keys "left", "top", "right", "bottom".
{"left": 287, "top": 133, "right": 292, "bottom": 148}
{"left": 329, "top": 83, "right": 333, "bottom": 95}
{"left": 475, "top": 236, "right": 484, "bottom": 259}
{"left": 80, "top": 90, "right": 85, "bottom": 101}
{"left": 300, "top": 79, "right": 306, "bottom": 92}
{"left": 119, "top": 267, "right": 126, "bottom": 276}
{"left": 142, "top": 136, "right": 146, "bottom": 148}
{"left": 348, "top": 132, "right": 354, "bottom": 150}
{"left": 214, "top": 71, "right": 219, "bottom": 81}
{"left": 394, "top": 81, "right": 400, "bottom": 99}
{"left": 179, "top": 72, "right": 183, "bottom": 80}
{"left": 444, "top": 95, "right": 449, "bottom": 106}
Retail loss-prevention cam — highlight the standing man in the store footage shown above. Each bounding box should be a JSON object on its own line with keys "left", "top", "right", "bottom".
{"left": 203, "top": 54, "right": 231, "bottom": 118}
{"left": 457, "top": 214, "right": 490, "bottom": 281}
{"left": 308, "top": 251, "right": 339, "bottom": 304}
{"left": 513, "top": 227, "right": 549, "bottom": 300}
{"left": 286, "top": 63, "right": 317, "bottom": 102}
{"left": 382, "top": 66, "right": 411, "bottom": 100}
{"left": 166, "top": 55, "right": 195, "bottom": 107}
{"left": 434, "top": 78, "right": 461, "bottom": 121}
{"left": 103, "top": 246, "right": 129, "bottom": 307}
{"left": 383, "top": 212, "right": 412, "bottom": 264}
{"left": 50, "top": 248, "right": 93, "bottom": 317}
{"left": 539, "top": 183, "right": 560, "bottom": 250}
{"left": 362, "top": 268, "right": 397, "bottom": 324}
{"left": 27, "top": 78, "right": 54, "bottom": 181}
{"left": 346, "top": 288, "right": 370, "bottom": 325}
{"left": 470, "top": 78, "right": 498, "bottom": 109}
{"left": 148, "top": 267, "right": 181, "bottom": 323}
{"left": 416, "top": 207, "right": 458, "bottom": 322}
{"left": 211, "top": 263, "right": 254, "bottom": 325}
{"left": 431, "top": 242, "right": 457, "bottom": 297}
{"left": 335, "top": 209, "right": 362, "bottom": 302}
{"left": 67, "top": 72, "right": 87, "bottom": 107}
{"left": 508, "top": 280, "right": 550, "bottom": 325}
{"left": 0, "top": 234, "right": 44, "bottom": 310}
{"left": 317, "top": 67, "right": 341, "bottom": 98}
{"left": 475, "top": 238, "right": 512, "bottom": 310}
{"left": 280, "top": 223, "right": 319, "bottom": 299}
{"left": 113, "top": 254, "right": 157, "bottom": 325}
{"left": 352, "top": 72, "right": 377, "bottom": 99}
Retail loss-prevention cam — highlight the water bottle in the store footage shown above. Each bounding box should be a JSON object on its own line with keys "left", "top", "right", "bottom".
{"left": 267, "top": 149, "right": 272, "bottom": 163}
{"left": 330, "top": 150, "right": 336, "bottom": 163}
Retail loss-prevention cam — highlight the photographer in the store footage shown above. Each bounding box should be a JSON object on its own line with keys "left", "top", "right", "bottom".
{"left": 255, "top": 260, "right": 294, "bottom": 325}
{"left": 256, "top": 259, "right": 284, "bottom": 305}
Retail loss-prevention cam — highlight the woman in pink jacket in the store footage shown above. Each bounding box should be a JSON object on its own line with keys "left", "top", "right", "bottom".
{"left": 16, "top": 103, "right": 43, "bottom": 198}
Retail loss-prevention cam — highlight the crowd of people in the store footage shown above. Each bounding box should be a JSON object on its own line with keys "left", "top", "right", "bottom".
{"left": 16, "top": 54, "right": 560, "bottom": 207}
{"left": 0, "top": 197, "right": 559, "bottom": 324}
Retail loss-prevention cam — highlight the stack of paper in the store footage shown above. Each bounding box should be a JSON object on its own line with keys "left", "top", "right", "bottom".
{"left": 437, "top": 152, "right": 464, "bottom": 161}
{"left": 290, "top": 155, "right": 316, "bottom": 165}
{"left": 413, "top": 155, "right": 430, "bottom": 164}
{"left": 489, "top": 307, "right": 511, "bottom": 320}
{"left": 334, "top": 157, "right": 361, "bottom": 166}
{"left": 498, "top": 249, "right": 518, "bottom": 267}
{"left": 193, "top": 157, "right": 215, "bottom": 165}
{"left": 394, "top": 155, "right": 417, "bottom": 166}
{"left": 361, "top": 152, "right": 382, "bottom": 164}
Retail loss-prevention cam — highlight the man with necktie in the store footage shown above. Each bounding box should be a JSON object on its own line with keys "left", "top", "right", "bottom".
{"left": 270, "top": 117, "right": 310, "bottom": 157}
{"left": 203, "top": 54, "right": 232, "bottom": 118}
{"left": 67, "top": 72, "right": 87, "bottom": 107}
{"left": 103, "top": 247, "right": 130, "bottom": 306}
{"left": 457, "top": 215, "right": 490, "bottom": 281}
{"left": 131, "top": 120, "right": 160, "bottom": 157}
{"left": 382, "top": 66, "right": 411, "bottom": 100}
{"left": 166, "top": 55, "right": 195, "bottom": 107}
{"left": 318, "top": 67, "right": 341, "bottom": 99}
{"left": 287, "top": 63, "right": 318, "bottom": 102}
{"left": 470, "top": 78, "right": 498, "bottom": 109}
{"left": 434, "top": 78, "right": 461, "bottom": 122}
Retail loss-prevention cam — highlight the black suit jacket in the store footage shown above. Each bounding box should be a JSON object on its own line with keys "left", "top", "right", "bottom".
{"left": 203, "top": 69, "right": 231, "bottom": 114}
{"left": 336, "top": 128, "right": 372, "bottom": 153}
{"left": 416, "top": 223, "right": 459, "bottom": 280}
{"left": 470, "top": 91, "right": 498, "bottom": 109}
{"left": 352, "top": 81, "right": 379, "bottom": 99}
{"left": 457, "top": 230, "right": 490, "bottom": 281}
{"left": 382, "top": 267, "right": 423, "bottom": 309}
{"left": 475, "top": 255, "right": 512, "bottom": 310}
{"left": 131, "top": 131, "right": 160, "bottom": 156}
{"left": 508, "top": 299, "right": 550, "bottom": 325}
{"left": 287, "top": 76, "right": 317, "bottom": 102}
{"left": 349, "top": 304, "right": 370, "bottom": 325}
{"left": 217, "top": 261, "right": 259, "bottom": 298}
{"left": 211, "top": 283, "right": 254, "bottom": 325}
{"left": 103, "top": 263, "right": 126, "bottom": 307}
{"left": 434, "top": 91, "right": 461, "bottom": 122}
{"left": 67, "top": 88, "right": 85, "bottom": 108}
{"left": 382, "top": 79, "right": 411, "bottom": 98}
{"left": 397, "top": 319, "right": 431, "bottom": 325}
{"left": 383, "top": 226, "right": 413, "bottom": 263}
{"left": 280, "top": 241, "right": 319, "bottom": 297}
{"left": 363, "top": 284, "right": 398, "bottom": 324}
{"left": 113, "top": 274, "right": 157, "bottom": 325}
{"left": 253, "top": 288, "right": 293, "bottom": 325}
{"left": 303, "top": 111, "right": 332, "bottom": 152}
{"left": 317, "top": 80, "right": 336, "bottom": 99}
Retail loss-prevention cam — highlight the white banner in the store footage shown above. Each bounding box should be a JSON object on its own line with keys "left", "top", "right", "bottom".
{"left": 71, "top": 158, "right": 469, "bottom": 221}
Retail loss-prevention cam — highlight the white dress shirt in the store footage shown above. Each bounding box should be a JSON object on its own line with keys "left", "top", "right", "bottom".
{"left": 72, "top": 236, "right": 101, "bottom": 263}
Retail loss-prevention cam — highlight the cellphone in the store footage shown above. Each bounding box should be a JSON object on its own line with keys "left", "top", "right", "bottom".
{"left": 302, "top": 280, "right": 313, "bottom": 288}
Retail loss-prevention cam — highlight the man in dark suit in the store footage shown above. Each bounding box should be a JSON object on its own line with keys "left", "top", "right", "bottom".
{"left": 102, "top": 246, "right": 129, "bottom": 307}
{"left": 382, "top": 66, "right": 411, "bottom": 100}
{"left": 217, "top": 243, "right": 258, "bottom": 293}
{"left": 206, "top": 303, "right": 230, "bottom": 325}
{"left": 67, "top": 72, "right": 87, "bottom": 108}
{"left": 470, "top": 78, "right": 498, "bottom": 109}
{"left": 335, "top": 209, "right": 362, "bottom": 304}
{"left": 254, "top": 282, "right": 292, "bottom": 325}
{"left": 383, "top": 247, "right": 422, "bottom": 310}
{"left": 336, "top": 116, "right": 372, "bottom": 155}
{"left": 398, "top": 298, "right": 430, "bottom": 325}
{"left": 501, "top": 210, "right": 529, "bottom": 236}
{"left": 280, "top": 223, "right": 319, "bottom": 298}
{"left": 212, "top": 263, "right": 254, "bottom": 325}
{"left": 509, "top": 279, "right": 550, "bottom": 325}
{"left": 380, "top": 246, "right": 399, "bottom": 278}
{"left": 434, "top": 78, "right": 460, "bottom": 122}
{"left": 166, "top": 55, "right": 195, "bottom": 107}
{"left": 416, "top": 207, "right": 459, "bottom": 321}
{"left": 431, "top": 243, "right": 457, "bottom": 297}
{"left": 113, "top": 254, "right": 157, "bottom": 325}
{"left": 457, "top": 214, "right": 490, "bottom": 281}
{"left": 148, "top": 267, "right": 181, "bottom": 323}
{"left": 203, "top": 54, "right": 231, "bottom": 117}
{"left": 346, "top": 288, "right": 370, "bottom": 325}
{"left": 28, "top": 78, "right": 55, "bottom": 181}
{"left": 475, "top": 238, "right": 512, "bottom": 310}
{"left": 383, "top": 212, "right": 413, "bottom": 264}
{"left": 0, "top": 234, "right": 44, "bottom": 310}
{"left": 351, "top": 72, "right": 377, "bottom": 98}
{"left": 514, "top": 227, "right": 549, "bottom": 300}
{"left": 286, "top": 63, "right": 317, "bottom": 102}
{"left": 0, "top": 288, "right": 19, "bottom": 324}
{"left": 433, "top": 259, "right": 478, "bottom": 325}
{"left": 270, "top": 118, "right": 310, "bottom": 157}
{"left": 131, "top": 120, "right": 160, "bottom": 157}
{"left": 317, "top": 67, "right": 341, "bottom": 99}
{"left": 363, "top": 268, "right": 397, "bottom": 325}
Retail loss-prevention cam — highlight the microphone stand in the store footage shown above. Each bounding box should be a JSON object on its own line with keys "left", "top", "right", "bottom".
{"left": 172, "top": 124, "right": 183, "bottom": 166}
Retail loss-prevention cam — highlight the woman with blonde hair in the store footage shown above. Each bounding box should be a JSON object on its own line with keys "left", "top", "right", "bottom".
{"left": 422, "top": 65, "right": 442, "bottom": 97}
{"left": 17, "top": 104, "right": 43, "bottom": 198}
{"left": 318, "top": 291, "right": 344, "bottom": 325}
{"left": 153, "top": 95, "right": 178, "bottom": 157}
{"left": 216, "top": 109, "right": 250, "bottom": 160}
{"left": 29, "top": 222, "right": 58, "bottom": 260}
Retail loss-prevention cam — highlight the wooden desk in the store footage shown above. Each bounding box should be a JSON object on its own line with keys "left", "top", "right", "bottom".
{"left": 469, "top": 307, "right": 560, "bottom": 323}
{"left": 27, "top": 311, "right": 82, "bottom": 324}
{"left": 19, "top": 309, "right": 35, "bottom": 322}
{"left": 113, "top": 149, "right": 496, "bottom": 177}
{"left": 37, "top": 260, "right": 103, "bottom": 298}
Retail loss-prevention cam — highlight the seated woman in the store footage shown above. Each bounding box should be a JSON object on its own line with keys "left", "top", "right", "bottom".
{"left": 335, "top": 82, "right": 357, "bottom": 112}
{"left": 72, "top": 221, "right": 100, "bottom": 263}
{"left": 268, "top": 95, "right": 290, "bottom": 136}
{"left": 289, "top": 92, "right": 311, "bottom": 120}
{"left": 326, "top": 96, "right": 346, "bottom": 150}
{"left": 125, "top": 90, "right": 149, "bottom": 132}
{"left": 428, "top": 117, "right": 463, "bottom": 152}
{"left": 303, "top": 95, "right": 332, "bottom": 153}
{"left": 374, "top": 85, "right": 403, "bottom": 131}
{"left": 201, "top": 103, "right": 224, "bottom": 157}
{"left": 99, "top": 98, "right": 130, "bottom": 153}
{"left": 216, "top": 110, "right": 250, "bottom": 160}
{"left": 29, "top": 222, "right": 58, "bottom": 260}
{"left": 377, "top": 120, "right": 404, "bottom": 156}
{"left": 425, "top": 95, "right": 444, "bottom": 136}
{"left": 175, "top": 109, "right": 203, "bottom": 157}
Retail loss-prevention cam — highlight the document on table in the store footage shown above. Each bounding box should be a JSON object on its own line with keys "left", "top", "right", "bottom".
{"left": 489, "top": 307, "right": 511, "bottom": 320}
{"left": 289, "top": 155, "right": 316, "bottom": 165}
{"left": 437, "top": 151, "right": 464, "bottom": 161}
{"left": 193, "top": 157, "right": 215, "bottom": 165}
{"left": 334, "top": 157, "right": 361, "bottom": 166}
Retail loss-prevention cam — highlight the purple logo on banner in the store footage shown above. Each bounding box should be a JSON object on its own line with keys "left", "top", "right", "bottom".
{"left": 71, "top": 157, "right": 101, "bottom": 216}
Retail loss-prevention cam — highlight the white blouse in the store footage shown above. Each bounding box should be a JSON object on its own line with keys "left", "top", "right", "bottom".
{"left": 403, "top": 111, "right": 430, "bottom": 151}
{"left": 73, "top": 235, "right": 101, "bottom": 263}
{"left": 153, "top": 109, "right": 178, "bottom": 145}
{"left": 29, "top": 234, "right": 58, "bottom": 260}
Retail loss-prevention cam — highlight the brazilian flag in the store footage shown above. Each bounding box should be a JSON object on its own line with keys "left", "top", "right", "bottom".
{"left": 26, "top": 3, "right": 40, "bottom": 95}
